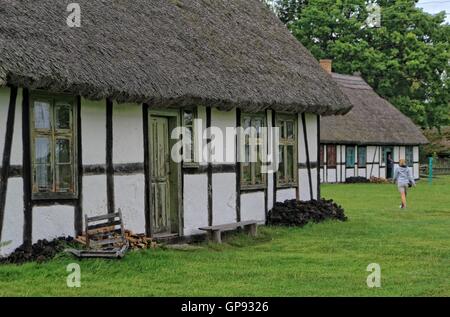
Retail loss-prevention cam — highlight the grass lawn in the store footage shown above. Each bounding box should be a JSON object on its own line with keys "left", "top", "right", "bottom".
{"left": 0, "top": 176, "right": 449, "bottom": 297}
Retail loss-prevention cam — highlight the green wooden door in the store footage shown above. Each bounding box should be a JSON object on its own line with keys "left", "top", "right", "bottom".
{"left": 150, "top": 116, "right": 171, "bottom": 234}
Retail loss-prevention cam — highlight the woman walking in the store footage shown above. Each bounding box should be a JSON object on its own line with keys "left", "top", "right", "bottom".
{"left": 393, "top": 159, "right": 416, "bottom": 209}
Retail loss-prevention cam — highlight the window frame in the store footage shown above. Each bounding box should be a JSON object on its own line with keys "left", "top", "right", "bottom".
{"left": 405, "top": 146, "right": 414, "bottom": 167}
{"left": 240, "top": 113, "right": 267, "bottom": 190}
{"left": 345, "top": 145, "right": 356, "bottom": 168}
{"left": 30, "top": 92, "right": 78, "bottom": 200}
{"left": 181, "top": 107, "right": 199, "bottom": 168}
{"left": 276, "top": 114, "right": 298, "bottom": 188}
{"left": 357, "top": 146, "right": 367, "bottom": 167}
{"left": 326, "top": 144, "right": 337, "bottom": 168}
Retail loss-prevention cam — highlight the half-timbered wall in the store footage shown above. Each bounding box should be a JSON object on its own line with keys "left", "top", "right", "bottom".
{"left": 0, "top": 86, "right": 320, "bottom": 256}
{"left": 320, "top": 144, "right": 421, "bottom": 183}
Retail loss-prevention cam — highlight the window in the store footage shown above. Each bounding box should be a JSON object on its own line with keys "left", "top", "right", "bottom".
{"left": 326, "top": 145, "right": 337, "bottom": 168}
{"left": 182, "top": 108, "right": 197, "bottom": 166}
{"left": 346, "top": 146, "right": 355, "bottom": 168}
{"left": 405, "top": 146, "right": 414, "bottom": 167}
{"left": 358, "top": 146, "right": 367, "bottom": 167}
{"left": 30, "top": 93, "right": 77, "bottom": 199}
{"left": 320, "top": 144, "right": 325, "bottom": 167}
{"left": 277, "top": 115, "right": 297, "bottom": 187}
{"left": 240, "top": 114, "right": 266, "bottom": 189}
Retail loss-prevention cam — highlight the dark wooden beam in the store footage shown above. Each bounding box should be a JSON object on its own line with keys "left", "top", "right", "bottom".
{"left": 235, "top": 108, "right": 241, "bottom": 222}
{"left": 317, "top": 115, "right": 321, "bottom": 199}
{"left": 142, "top": 104, "right": 152, "bottom": 237}
{"left": 22, "top": 88, "right": 32, "bottom": 248}
{"left": 106, "top": 98, "right": 115, "bottom": 214}
{"left": 206, "top": 107, "right": 213, "bottom": 226}
{"left": 301, "top": 113, "right": 314, "bottom": 200}
{"left": 74, "top": 96, "right": 83, "bottom": 235}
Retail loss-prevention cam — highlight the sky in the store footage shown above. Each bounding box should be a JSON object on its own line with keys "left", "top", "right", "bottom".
{"left": 416, "top": 0, "right": 450, "bottom": 23}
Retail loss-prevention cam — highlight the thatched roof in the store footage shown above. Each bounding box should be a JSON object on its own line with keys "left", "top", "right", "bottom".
{"left": 0, "top": 0, "right": 351, "bottom": 115}
{"left": 321, "top": 73, "right": 428, "bottom": 145}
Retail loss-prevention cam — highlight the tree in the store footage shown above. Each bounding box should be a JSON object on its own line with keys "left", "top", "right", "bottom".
{"left": 281, "top": 0, "right": 450, "bottom": 129}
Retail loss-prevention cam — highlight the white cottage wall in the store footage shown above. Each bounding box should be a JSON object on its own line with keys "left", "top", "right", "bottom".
{"left": 113, "top": 103, "right": 144, "bottom": 164}
{"left": 32, "top": 206, "right": 75, "bottom": 243}
{"left": 183, "top": 174, "right": 208, "bottom": 236}
{"left": 0, "top": 178, "right": 24, "bottom": 256}
{"left": 81, "top": 99, "right": 106, "bottom": 165}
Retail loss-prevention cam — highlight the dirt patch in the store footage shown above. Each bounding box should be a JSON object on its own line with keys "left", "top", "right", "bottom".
{"left": 267, "top": 199, "right": 347, "bottom": 227}
{"left": 0, "top": 237, "right": 74, "bottom": 265}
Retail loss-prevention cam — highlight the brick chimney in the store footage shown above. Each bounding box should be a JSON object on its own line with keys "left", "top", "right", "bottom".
{"left": 319, "top": 59, "right": 332, "bottom": 74}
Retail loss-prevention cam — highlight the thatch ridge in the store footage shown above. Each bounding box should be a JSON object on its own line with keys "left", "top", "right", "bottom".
{"left": 0, "top": 0, "right": 351, "bottom": 114}
{"left": 321, "top": 73, "right": 428, "bottom": 145}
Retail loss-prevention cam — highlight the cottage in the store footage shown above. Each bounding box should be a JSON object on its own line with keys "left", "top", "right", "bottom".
{"left": 318, "top": 60, "right": 428, "bottom": 183}
{"left": 0, "top": 0, "right": 351, "bottom": 256}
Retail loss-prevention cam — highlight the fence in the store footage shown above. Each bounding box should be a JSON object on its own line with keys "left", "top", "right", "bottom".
{"left": 420, "top": 157, "right": 450, "bottom": 176}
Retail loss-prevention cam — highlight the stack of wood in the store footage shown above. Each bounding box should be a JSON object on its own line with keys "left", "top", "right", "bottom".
{"left": 124, "top": 230, "right": 158, "bottom": 250}
{"left": 75, "top": 230, "right": 158, "bottom": 250}
{"left": 370, "top": 176, "right": 390, "bottom": 184}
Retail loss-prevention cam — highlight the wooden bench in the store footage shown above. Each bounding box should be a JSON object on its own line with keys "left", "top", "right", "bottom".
{"left": 199, "top": 220, "right": 258, "bottom": 244}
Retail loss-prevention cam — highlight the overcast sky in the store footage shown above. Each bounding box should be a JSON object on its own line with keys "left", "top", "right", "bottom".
{"left": 416, "top": 0, "right": 450, "bottom": 23}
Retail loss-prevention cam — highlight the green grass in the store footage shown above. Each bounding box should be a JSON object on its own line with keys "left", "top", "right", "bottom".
{"left": 1, "top": 177, "right": 449, "bottom": 296}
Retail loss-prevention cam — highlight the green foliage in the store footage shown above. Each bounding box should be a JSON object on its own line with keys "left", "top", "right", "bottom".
{"left": 277, "top": 0, "right": 450, "bottom": 129}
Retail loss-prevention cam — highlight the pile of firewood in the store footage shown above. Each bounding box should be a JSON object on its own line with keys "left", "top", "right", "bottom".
{"left": 124, "top": 230, "right": 159, "bottom": 250}
{"left": 369, "top": 176, "right": 390, "bottom": 184}
{"left": 75, "top": 230, "right": 158, "bottom": 251}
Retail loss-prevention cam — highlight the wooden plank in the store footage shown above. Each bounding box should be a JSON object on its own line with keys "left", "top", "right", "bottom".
{"left": 199, "top": 220, "right": 258, "bottom": 232}
{"left": 90, "top": 238, "right": 124, "bottom": 247}
{"left": 86, "top": 220, "right": 122, "bottom": 231}
{"left": 86, "top": 225, "right": 119, "bottom": 235}
{"left": 86, "top": 212, "right": 120, "bottom": 222}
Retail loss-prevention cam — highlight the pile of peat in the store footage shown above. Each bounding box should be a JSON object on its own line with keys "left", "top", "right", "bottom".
{"left": 0, "top": 237, "right": 74, "bottom": 265}
{"left": 346, "top": 176, "right": 370, "bottom": 183}
{"left": 268, "top": 199, "right": 347, "bottom": 227}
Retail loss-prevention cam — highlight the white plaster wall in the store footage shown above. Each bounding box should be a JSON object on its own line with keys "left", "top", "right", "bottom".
{"left": 0, "top": 87, "right": 9, "bottom": 165}
{"left": 32, "top": 206, "right": 75, "bottom": 243}
{"left": 298, "top": 114, "right": 306, "bottom": 164}
{"left": 393, "top": 146, "right": 400, "bottom": 162}
{"left": 346, "top": 168, "right": 355, "bottom": 178}
{"left": 367, "top": 146, "right": 379, "bottom": 163}
{"left": 0, "top": 178, "right": 24, "bottom": 256}
{"left": 320, "top": 168, "right": 324, "bottom": 183}
{"left": 183, "top": 174, "right": 208, "bottom": 235}
{"left": 311, "top": 168, "right": 318, "bottom": 199}
{"left": 413, "top": 146, "right": 419, "bottom": 162}
{"left": 82, "top": 175, "right": 108, "bottom": 225}
{"left": 197, "top": 106, "right": 208, "bottom": 166}
{"left": 240, "top": 192, "right": 265, "bottom": 223}
{"left": 413, "top": 163, "right": 419, "bottom": 179}
{"left": 306, "top": 114, "right": 318, "bottom": 162}
{"left": 10, "top": 89, "right": 23, "bottom": 166}
{"left": 212, "top": 173, "right": 236, "bottom": 225}
{"left": 81, "top": 98, "right": 106, "bottom": 165}
{"left": 327, "top": 168, "right": 337, "bottom": 183}
{"left": 298, "top": 168, "right": 310, "bottom": 201}
{"left": 371, "top": 164, "right": 380, "bottom": 178}
{"left": 399, "top": 146, "right": 406, "bottom": 160}
{"left": 276, "top": 188, "right": 296, "bottom": 202}
{"left": 358, "top": 168, "right": 366, "bottom": 178}
{"left": 113, "top": 103, "right": 144, "bottom": 164}
{"left": 114, "top": 174, "right": 146, "bottom": 234}
{"left": 211, "top": 108, "right": 236, "bottom": 164}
